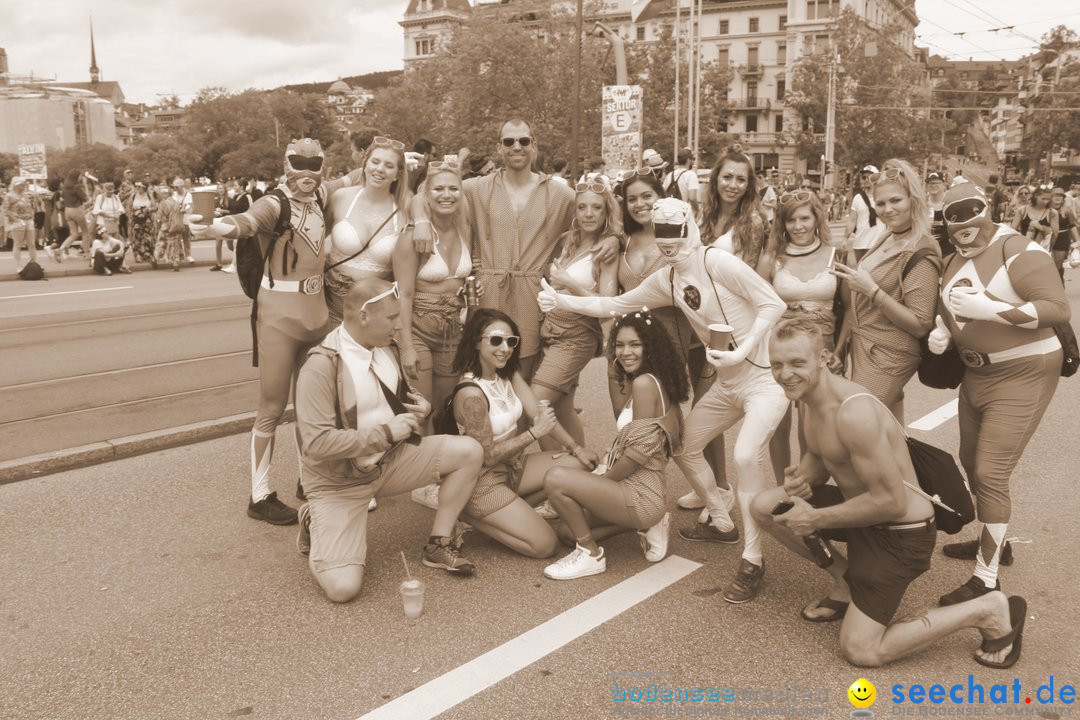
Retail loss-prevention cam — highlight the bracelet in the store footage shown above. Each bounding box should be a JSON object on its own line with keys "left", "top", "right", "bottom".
{"left": 380, "top": 424, "right": 394, "bottom": 445}
{"left": 528, "top": 428, "right": 537, "bottom": 441}
{"left": 414, "top": 219, "right": 431, "bottom": 227}
{"left": 870, "top": 287, "right": 882, "bottom": 305}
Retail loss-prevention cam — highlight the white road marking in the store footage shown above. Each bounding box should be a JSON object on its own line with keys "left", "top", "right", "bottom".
{"left": 908, "top": 398, "right": 959, "bottom": 431}
{"left": 0, "top": 286, "right": 133, "bottom": 300}
{"left": 356, "top": 555, "right": 702, "bottom": 720}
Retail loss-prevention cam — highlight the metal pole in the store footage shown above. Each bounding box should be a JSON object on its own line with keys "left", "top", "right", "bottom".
{"left": 693, "top": 0, "right": 703, "bottom": 161}
{"left": 571, "top": 0, "right": 583, "bottom": 181}
{"left": 824, "top": 54, "right": 837, "bottom": 189}
{"left": 686, "top": 0, "right": 695, "bottom": 158}
{"left": 674, "top": 0, "right": 681, "bottom": 161}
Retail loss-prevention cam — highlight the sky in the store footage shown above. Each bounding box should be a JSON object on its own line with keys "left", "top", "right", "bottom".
{"left": 1, "top": 1, "right": 1076, "bottom": 105}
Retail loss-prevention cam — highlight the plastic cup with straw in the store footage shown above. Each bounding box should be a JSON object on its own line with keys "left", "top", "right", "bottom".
{"left": 400, "top": 550, "right": 425, "bottom": 619}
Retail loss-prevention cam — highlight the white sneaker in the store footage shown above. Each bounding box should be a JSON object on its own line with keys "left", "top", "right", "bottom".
{"left": 187, "top": 255, "right": 196, "bottom": 265}
{"left": 677, "top": 490, "right": 705, "bottom": 509}
{"left": 368, "top": 497, "right": 378, "bottom": 511}
{"left": 223, "top": 262, "right": 236, "bottom": 274}
{"left": 534, "top": 499, "right": 558, "bottom": 519}
{"left": 411, "top": 483, "right": 439, "bottom": 510}
{"left": 543, "top": 544, "right": 606, "bottom": 580}
{"left": 639, "top": 512, "right": 670, "bottom": 562}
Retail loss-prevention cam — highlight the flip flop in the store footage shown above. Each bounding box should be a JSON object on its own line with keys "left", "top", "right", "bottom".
{"left": 800, "top": 597, "right": 849, "bottom": 623}
{"left": 974, "top": 595, "right": 1027, "bottom": 670}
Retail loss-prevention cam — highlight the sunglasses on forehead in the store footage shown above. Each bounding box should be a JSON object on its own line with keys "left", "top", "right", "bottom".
{"left": 359, "top": 282, "right": 400, "bottom": 311}
{"left": 869, "top": 167, "right": 902, "bottom": 185}
{"left": 576, "top": 181, "right": 606, "bottom": 194}
{"left": 779, "top": 190, "right": 814, "bottom": 206}
{"left": 501, "top": 136, "right": 532, "bottom": 148}
{"left": 427, "top": 159, "right": 462, "bottom": 173}
{"left": 371, "top": 136, "right": 405, "bottom": 151}
{"left": 481, "top": 334, "right": 520, "bottom": 348}
{"left": 288, "top": 154, "right": 323, "bottom": 172}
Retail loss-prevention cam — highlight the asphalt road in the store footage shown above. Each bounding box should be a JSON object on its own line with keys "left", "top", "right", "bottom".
{"left": 0, "top": 270, "right": 257, "bottom": 461}
{"left": 1, "top": 272, "right": 1079, "bottom": 720}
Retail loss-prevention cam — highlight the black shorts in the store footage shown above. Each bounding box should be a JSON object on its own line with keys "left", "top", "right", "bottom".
{"left": 1052, "top": 232, "right": 1071, "bottom": 253}
{"left": 811, "top": 485, "right": 936, "bottom": 626}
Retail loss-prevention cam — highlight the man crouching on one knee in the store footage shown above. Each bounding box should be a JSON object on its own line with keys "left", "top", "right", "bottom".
{"left": 295, "top": 278, "right": 483, "bottom": 603}
{"left": 749, "top": 317, "right": 1026, "bottom": 670}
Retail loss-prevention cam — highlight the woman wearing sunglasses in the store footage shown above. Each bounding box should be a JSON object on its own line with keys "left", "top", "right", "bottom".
{"left": 1005, "top": 185, "right": 1030, "bottom": 227}
{"left": 449, "top": 309, "right": 597, "bottom": 558}
{"left": 830, "top": 159, "right": 942, "bottom": 421}
{"left": 1049, "top": 187, "right": 1078, "bottom": 280}
{"left": 542, "top": 310, "right": 688, "bottom": 579}
{"left": 392, "top": 158, "right": 473, "bottom": 428}
{"left": 530, "top": 181, "right": 620, "bottom": 449}
{"left": 1013, "top": 185, "right": 1058, "bottom": 252}
{"left": 325, "top": 136, "right": 411, "bottom": 325}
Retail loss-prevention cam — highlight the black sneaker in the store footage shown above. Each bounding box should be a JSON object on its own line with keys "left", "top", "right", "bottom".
{"left": 247, "top": 491, "right": 298, "bottom": 525}
{"left": 942, "top": 539, "right": 1014, "bottom": 566}
{"left": 423, "top": 537, "right": 475, "bottom": 575}
{"left": 938, "top": 575, "right": 1000, "bottom": 606}
{"left": 210, "top": 264, "right": 223, "bottom": 271}
{"left": 677, "top": 521, "right": 740, "bottom": 544}
{"left": 296, "top": 503, "right": 311, "bottom": 556}
{"left": 296, "top": 478, "right": 307, "bottom": 501}
{"left": 722, "top": 559, "right": 765, "bottom": 604}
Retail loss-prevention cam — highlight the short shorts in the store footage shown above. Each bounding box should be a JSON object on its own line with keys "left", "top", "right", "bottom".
{"left": 532, "top": 310, "right": 602, "bottom": 394}
{"left": 306, "top": 436, "right": 446, "bottom": 573}
{"left": 465, "top": 458, "right": 524, "bottom": 519}
{"left": 408, "top": 292, "right": 463, "bottom": 379}
{"left": 811, "top": 485, "right": 936, "bottom": 626}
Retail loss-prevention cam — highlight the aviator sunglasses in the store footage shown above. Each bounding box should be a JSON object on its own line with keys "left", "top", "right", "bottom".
{"left": 501, "top": 136, "right": 533, "bottom": 148}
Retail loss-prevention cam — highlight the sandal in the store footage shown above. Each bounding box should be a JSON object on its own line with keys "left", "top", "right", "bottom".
{"left": 800, "top": 597, "right": 849, "bottom": 623}
{"left": 974, "top": 595, "right": 1026, "bottom": 670}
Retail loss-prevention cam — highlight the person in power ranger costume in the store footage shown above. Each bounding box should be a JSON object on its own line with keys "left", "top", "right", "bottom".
{"left": 539, "top": 198, "right": 790, "bottom": 604}
{"left": 928, "top": 182, "right": 1070, "bottom": 605}
{"left": 191, "top": 138, "right": 362, "bottom": 525}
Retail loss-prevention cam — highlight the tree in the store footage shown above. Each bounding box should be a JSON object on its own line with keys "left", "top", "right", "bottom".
{"left": 786, "top": 7, "right": 940, "bottom": 171}
{"left": 47, "top": 143, "right": 126, "bottom": 184}
{"left": 120, "top": 134, "right": 194, "bottom": 183}
{"left": 1021, "top": 25, "right": 1080, "bottom": 164}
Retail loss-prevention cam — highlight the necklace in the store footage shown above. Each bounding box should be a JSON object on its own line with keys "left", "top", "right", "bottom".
{"left": 785, "top": 239, "right": 820, "bottom": 256}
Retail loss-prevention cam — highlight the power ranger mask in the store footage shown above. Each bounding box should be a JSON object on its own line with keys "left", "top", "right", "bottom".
{"left": 284, "top": 138, "right": 325, "bottom": 199}
{"left": 942, "top": 182, "right": 994, "bottom": 258}
{"left": 651, "top": 197, "right": 701, "bottom": 267}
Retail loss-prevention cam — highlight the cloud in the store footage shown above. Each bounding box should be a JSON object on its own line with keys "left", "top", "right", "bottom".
{"left": 3, "top": 0, "right": 404, "bottom": 103}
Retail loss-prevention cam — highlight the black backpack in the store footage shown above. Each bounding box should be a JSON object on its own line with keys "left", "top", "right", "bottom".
{"left": 18, "top": 260, "right": 45, "bottom": 281}
{"left": 432, "top": 379, "right": 484, "bottom": 435}
{"left": 666, "top": 169, "right": 688, "bottom": 201}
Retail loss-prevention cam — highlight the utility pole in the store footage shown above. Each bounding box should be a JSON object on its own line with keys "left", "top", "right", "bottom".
{"left": 693, "top": 0, "right": 703, "bottom": 162}
{"left": 674, "top": 0, "right": 681, "bottom": 162}
{"left": 823, "top": 53, "right": 838, "bottom": 189}
{"left": 686, "top": 0, "right": 695, "bottom": 157}
{"left": 571, "top": 0, "right": 583, "bottom": 181}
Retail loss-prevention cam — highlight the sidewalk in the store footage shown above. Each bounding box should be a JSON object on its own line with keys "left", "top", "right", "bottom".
{"left": 0, "top": 238, "right": 224, "bottom": 281}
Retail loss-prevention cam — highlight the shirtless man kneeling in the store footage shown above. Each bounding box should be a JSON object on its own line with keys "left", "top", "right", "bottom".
{"left": 750, "top": 317, "right": 1026, "bottom": 669}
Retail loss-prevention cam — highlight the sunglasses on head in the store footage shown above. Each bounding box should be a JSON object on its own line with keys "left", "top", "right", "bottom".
{"left": 869, "top": 167, "right": 902, "bottom": 185}
{"left": 427, "top": 159, "right": 462, "bottom": 173}
{"left": 287, "top": 155, "right": 324, "bottom": 172}
{"left": 359, "top": 282, "right": 400, "bottom": 311}
{"left": 371, "top": 136, "right": 405, "bottom": 151}
{"left": 943, "top": 198, "right": 987, "bottom": 224}
{"left": 482, "top": 334, "right": 520, "bottom": 348}
{"left": 501, "top": 136, "right": 532, "bottom": 148}
{"left": 779, "top": 190, "right": 814, "bottom": 206}
{"left": 576, "top": 181, "right": 606, "bottom": 194}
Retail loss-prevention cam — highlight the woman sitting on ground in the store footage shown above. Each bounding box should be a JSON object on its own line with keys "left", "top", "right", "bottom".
{"left": 541, "top": 309, "right": 688, "bottom": 580}
{"left": 449, "top": 309, "right": 597, "bottom": 558}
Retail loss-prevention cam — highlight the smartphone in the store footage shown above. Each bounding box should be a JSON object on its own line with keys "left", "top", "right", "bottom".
{"left": 827, "top": 248, "right": 837, "bottom": 270}
{"left": 771, "top": 500, "right": 794, "bottom": 516}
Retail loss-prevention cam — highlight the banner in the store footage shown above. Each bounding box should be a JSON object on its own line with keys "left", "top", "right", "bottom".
{"left": 18, "top": 144, "right": 47, "bottom": 180}
{"left": 602, "top": 85, "right": 643, "bottom": 176}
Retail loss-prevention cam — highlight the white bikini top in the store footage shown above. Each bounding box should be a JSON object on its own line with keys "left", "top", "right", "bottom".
{"left": 417, "top": 236, "right": 472, "bottom": 283}
{"left": 772, "top": 249, "right": 837, "bottom": 305}
{"left": 553, "top": 251, "right": 597, "bottom": 292}
{"left": 464, "top": 373, "right": 522, "bottom": 442}
{"left": 330, "top": 190, "right": 401, "bottom": 274}
{"left": 616, "top": 373, "right": 666, "bottom": 430}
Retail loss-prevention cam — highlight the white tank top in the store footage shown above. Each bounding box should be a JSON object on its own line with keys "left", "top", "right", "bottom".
{"left": 712, "top": 227, "right": 735, "bottom": 253}
{"left": 463, "top": 373, "right": 522, "bottom": 442}
{"left": 616, "top": 373, "right": 666, "bottom": 430}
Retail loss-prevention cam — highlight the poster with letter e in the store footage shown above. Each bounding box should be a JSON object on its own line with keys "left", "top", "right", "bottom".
{"left": 18, "top": 144, "right": 48, "bottom": 180}
{"left": 602, "top": 85, "right": 642, "bottom": 177}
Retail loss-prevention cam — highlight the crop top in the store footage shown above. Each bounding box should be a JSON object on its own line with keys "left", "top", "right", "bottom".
{"left": 417, "top": 237, "right": 472, "bottom": 283}
{"left": 330, "top": 189, "right": 401, "bottom": 274}
{"left": 461, "top": 373, "right": 522, "bottom": 442}
{"left": 772, "top": 248, "right": 837, "bottom": 306}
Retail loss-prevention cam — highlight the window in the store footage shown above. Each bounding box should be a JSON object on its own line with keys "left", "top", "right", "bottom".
{"left": 718, "top": 48, "right": 730, "bottom": 66}
{"left": 779, "top": 15, "right": 787, "bottom": 30}
{"left": 776, "top": 76, "right": 786, "bottom": 99}
{"left": 415, "top": 38, "right": 433, "bottom": 56}
{"left": 748, "top": 47, "right": 759, "bottom": 67}
{"left": 777, "top": 43, "right": 787, "bottom": 64}
{"left": 636, "top": 25, "right": 646, "bottom": 41}
{"left": 807, "top": 0, "right": 838, "bottom": 20}
{"left": 747, "top": 81, "right": 758, "bottom": 103}
{"left": 775, "top": 114, "right": 784, "bottom": 132}
{"left": 746, "top": 115, "right": 758, "bottom": 133}
{"left": 749, "top": 17, "right": 759, "bottom": 33}
{"left": 719, "top": 19, "right": 729, "bottom": 34}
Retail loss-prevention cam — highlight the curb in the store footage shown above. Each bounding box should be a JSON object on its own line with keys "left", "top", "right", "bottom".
{"left": 2, "top": 258, "right": 221, "bottom": 282}
{"left": 0, "top": 408, "right": 295, "bottom": 485}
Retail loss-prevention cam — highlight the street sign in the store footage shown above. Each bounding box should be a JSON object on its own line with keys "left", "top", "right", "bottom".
{"left": 602, "top": 85, "right": 642, "bottom": 175}
{"left": 17, "top": 144, "right": 47, "bottom": 180}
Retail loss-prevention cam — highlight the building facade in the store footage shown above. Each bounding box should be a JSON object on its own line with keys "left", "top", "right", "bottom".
{"left": 0, "top": 86, "right": 118, "bottom": 153}
{"left": 399, "top": 0, "right": 918, "bottom": 173}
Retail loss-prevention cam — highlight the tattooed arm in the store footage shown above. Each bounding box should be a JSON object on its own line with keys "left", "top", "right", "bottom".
{"left": 453, "top": 387, "right": 536, "bottom": 467}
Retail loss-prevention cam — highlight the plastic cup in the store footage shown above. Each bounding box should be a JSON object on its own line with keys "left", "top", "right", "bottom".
{"left": 708, "top": 323, "right": 734, "bottom": 351}
{"left": 400, "top": 578, "right": 425, "bottom": 619}
{"left": 190, "top": 188, "right": 216, "bottom": 224}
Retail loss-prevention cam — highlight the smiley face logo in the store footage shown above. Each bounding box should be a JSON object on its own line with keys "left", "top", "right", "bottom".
{"left": 848, "top": 678, "right": 876, "bottom": 709}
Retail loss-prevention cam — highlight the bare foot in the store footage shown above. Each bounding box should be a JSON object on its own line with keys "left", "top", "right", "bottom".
{"left": 974, "top": 591, "right": 1013, "bottom": 665}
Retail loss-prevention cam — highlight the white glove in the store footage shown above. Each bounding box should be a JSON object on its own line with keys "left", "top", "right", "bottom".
{"left": 705, "top": 346, "right": 748, "bottom": 368}
{"left": 537, "top": 277, "right": 560, "bottom": 313}
{"left": 187, "top": 215, "right": 227, "bottom": 239}
{"left": 947, "top": 287, "right": 1010, "bottom": 322}
{"left": 927, "top": 315, "right": 952, "bottom": 355}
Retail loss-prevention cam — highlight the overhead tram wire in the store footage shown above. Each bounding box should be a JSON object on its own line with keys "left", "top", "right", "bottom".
{"left": 917, "top": 15, "right": 1008, "bottom": 60}
{"left": 952, "top": 0, "right": 1041, "bottom": 44}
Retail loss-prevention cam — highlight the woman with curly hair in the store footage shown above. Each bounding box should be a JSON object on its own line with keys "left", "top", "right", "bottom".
{"left": 541, "top": 310, "right": 689, "bottom": 579}
{"left": 449, "top": 309, "right": 598, "bottom": 557}
{"left": 530, "top": 181, "right": 620, "bottom": 447}
{"left": 324, "top": 136, "right": 410, "bottom": 325}
{"left": 831, "top": 158, "right": 942, "bottom": 420}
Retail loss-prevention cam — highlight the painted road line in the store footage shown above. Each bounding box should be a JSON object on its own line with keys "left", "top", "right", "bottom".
{"left": 357, "top": 555, "right": 702, "bottom": 720}
{"left": 908, "top": 398, "right": 959, "bottom": 432}
{"left": 1, "top": 350, "right": 251, "bottom": 391}
{"left": 0, "top": 286, "right": 134, "bottom": 301}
